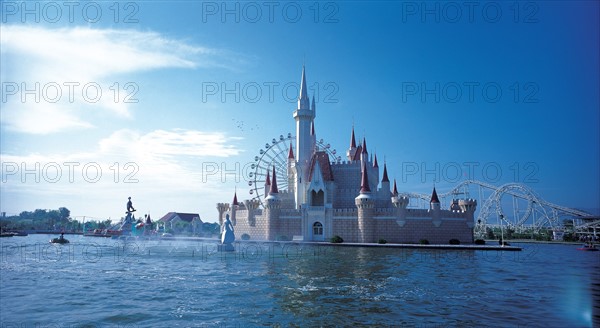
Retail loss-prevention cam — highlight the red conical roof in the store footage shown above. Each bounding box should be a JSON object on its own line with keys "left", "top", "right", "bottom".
{"left": 265, "top": 170, "right": 271, "bottom": 185}
{"left": 430, "top": 187, "right": 440, "bottom": 203}
{"left": 270, "top": 166, "right": 279, "bottom": 194}
{"left": 353, "top": 145, "right": 362, "bottom": 161}
{"left": 360, "top": 161, "right": 371, "bottom": 193}
{"left": 382, "top": 163, "right": 389, "bottom": 183}
{"left": 288, "top": 143, "right": 294, "bottom": 159}
{"left": 350, "top": 126, "right": 356, "bottom": 148}
{"left": 373, "top": 154, "right": 379, "bottom": 168}
{"left": 362, "top": 137, "right": 368, "bottom": 154}
{"left": 393, "top": 179, "right": 398, "bottom": 196}
{"left": 232, "top": 191, "right": 239, "bottom": 206}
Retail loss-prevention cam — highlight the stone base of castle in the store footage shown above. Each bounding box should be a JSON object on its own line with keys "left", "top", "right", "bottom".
{"left": 229, "top": 208, "right": 474, "bottom": 244}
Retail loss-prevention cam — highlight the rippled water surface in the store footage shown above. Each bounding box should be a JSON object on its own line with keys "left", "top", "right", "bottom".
{"left": 1, "top": 234, "right": 598, "bottom": 327}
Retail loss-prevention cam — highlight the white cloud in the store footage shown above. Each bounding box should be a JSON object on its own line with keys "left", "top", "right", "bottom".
{"left": 0, "top": 128, "right": 244, "bottom": 218}
{"left": 2, "top": 128, "right": 243, "bottom": 183}
{"left": 0, "top": 25, "right": 238, "bottom": 134}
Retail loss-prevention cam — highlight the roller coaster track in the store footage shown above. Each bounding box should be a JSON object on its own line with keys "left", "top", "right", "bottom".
{"left": 399, "top": 180, "right": 595, "bottom": 236}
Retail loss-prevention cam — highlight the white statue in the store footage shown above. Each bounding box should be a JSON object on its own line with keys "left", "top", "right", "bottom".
{"left": 221, "top": 214, "right": 235, "bottom": 245}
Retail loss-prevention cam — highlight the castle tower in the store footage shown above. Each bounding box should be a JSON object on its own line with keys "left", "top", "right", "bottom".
{"left": 264, "top": 169, "right": 271, "bottom": 198}
{"left": 230, "top": 190, "right": 239, "bottom": 225}
{"left": 430, "top": 186, "right": 442, "bottom": 227}
{"left": 360, "top": 137, "right": 369, "bottom": 163}
{"left": 391, "top": 179, "right": 409, "bottom": 227}
{"left": 372, "top": 153, "right": 380, "bottom": 192}
{"left": 391, "top": 179, "right": 409, "bottom": 208}
{"left": 264, "top": 166, "right": 281, "bottom": 240}
{"left": 216, "top": 203, "right": 229, "bottom": 227}
{"left": 244, "top": 199, "right": 260, "bottom": 227}
{"left": 458, "top": 198, "right": 478, "bottom": 231}
{"left": 287, "top": 143, "right": 296, "bottom": 194}
{"left": 346, "top": 126, "right": 358, "bottom": 161}
{"left": 355, "top": 161, "right": 375, "bottom": 243}
{"left": 380, "top": 162, "right": 390, "bottom": 198}
{"left": 293, "top": 65, "right": 315, "bottom": 207}
{"left": 430, "top": 187, "right": 441, "bottom": 211}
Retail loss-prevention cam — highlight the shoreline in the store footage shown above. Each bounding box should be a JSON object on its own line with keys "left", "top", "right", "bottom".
{"left": 14, "top": 233, "right": 600, "bottom": 251}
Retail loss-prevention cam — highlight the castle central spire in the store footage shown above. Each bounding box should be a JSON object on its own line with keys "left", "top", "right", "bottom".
{"left": 292, "top": 65, "right": 316, "bottom": 208}
{"left": 298, "top": 65, "right": 310, "bottom": 110}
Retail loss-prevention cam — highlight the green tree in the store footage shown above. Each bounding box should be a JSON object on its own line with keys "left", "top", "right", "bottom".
{"left": 486, "top": 227, "right": 495, "bottom": 239}
{"left": 59, "top": 207, "right": 70, "bottom": 221}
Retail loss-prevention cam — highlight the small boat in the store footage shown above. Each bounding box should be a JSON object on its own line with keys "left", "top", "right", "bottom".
{"left": 50, "top": 235, "right": 69, "bottom": 244}
{"left": 576, "top": 243, "right": 598, "bottom": 251}
{"left": 0, "top": 232, "right": 14, "bottom": 238}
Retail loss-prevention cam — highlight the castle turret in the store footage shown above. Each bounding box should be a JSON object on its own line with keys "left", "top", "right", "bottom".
{"left": 346, "top": 126, "right": 358, "bottom": 161}
{"left": 230, "top": 190, "right": 239, "bottom": 225}
{"left": 264, "top": 169, "right": 271, "bottom": 198}
{"left": 430, "top": 187, "right": 442, "bottom": 227}
{"left": 458, "top": 198, "right": 478, "bottom": 230}
{"left": 391, "top": 179, "right": 408, "bottom": 208}
{"left": 380, "top": 162, "right": 390, "bottom": 199}
{"left": 372, "top": 153, "right": 381, "bottom": 193}
{"left": 216, "top": 203, "right": 230, "bottom": 227}
{"left": 355, "top": 161, "right": 375, "bottom": 243}
{"left": 264, "top": 166, "right": 281, "bottom": 240}
{"left": 360, "top": 137, "right": 368, "bottom": 163}
{"left": 430, "top": 187, "right": 441, "bottom": 211}
{"left": 298, "top": 65, "right": 310, "bottom": 111}
{"left": 243, "top": 199, "right": 260, "bottom": 227}
{"left": 293, "top": 65, "right": 315, "bottom": 206}
{"left": 287, "top": 143, "right": 296, "bottom": 194}
{"left": 294, "top": 65, "right": 314, "bottom": 167}
{"left": 391, "top": 178, "right": 409, "bottom": 227}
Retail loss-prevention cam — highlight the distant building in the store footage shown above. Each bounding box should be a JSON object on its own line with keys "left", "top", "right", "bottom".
{"left": 158, "top": 212, "right": 202, "bottom": 234}
{"left": 217, "top": 67, "right": 477, "bottom": 244}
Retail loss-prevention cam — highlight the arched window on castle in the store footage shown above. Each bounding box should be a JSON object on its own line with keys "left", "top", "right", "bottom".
{"left": 311, "top": 190, "right": 324, "bottom": 206}
{"left": 313, "top": 222, "right": 323, "bottom": 236}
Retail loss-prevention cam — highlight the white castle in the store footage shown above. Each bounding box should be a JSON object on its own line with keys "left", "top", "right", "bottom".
{"left": 217, "top": 67, "right": 477, "bottom": 243}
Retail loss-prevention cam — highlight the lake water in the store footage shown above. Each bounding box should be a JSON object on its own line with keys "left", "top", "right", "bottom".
{"left": 1, "top": 234, "right": 598, "bottom": 327}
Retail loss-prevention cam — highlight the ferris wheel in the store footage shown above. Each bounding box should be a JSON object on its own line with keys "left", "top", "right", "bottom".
{"left": 248, "top": 133, "right": 340, "bottom": 208}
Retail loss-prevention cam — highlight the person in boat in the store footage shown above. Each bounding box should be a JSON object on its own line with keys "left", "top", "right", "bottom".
{"left": 127, "top": 197, "right": 136, "bottom": 212}
{"left": 59, "top": 233, "right": 65, "bottom": 240}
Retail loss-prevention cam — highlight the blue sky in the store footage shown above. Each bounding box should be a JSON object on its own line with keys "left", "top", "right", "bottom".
{"left": 1, "top": 1, "right": 598, "bottom": 222}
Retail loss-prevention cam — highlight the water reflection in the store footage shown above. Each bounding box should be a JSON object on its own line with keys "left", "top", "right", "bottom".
{"left": 0, "top": 236, "right": 598, "bottom": 327}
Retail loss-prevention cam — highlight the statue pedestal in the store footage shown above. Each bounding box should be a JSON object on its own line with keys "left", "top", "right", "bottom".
{"left": 218, "top": 243, "right": 235, "bottom": 252}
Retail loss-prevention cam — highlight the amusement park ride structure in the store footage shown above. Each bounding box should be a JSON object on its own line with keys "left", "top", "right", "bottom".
{"left": 247, "top": 133, "right": 597, "bottom": 239}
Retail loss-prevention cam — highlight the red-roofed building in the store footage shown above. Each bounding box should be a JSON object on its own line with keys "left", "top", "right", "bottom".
{"left": 217, "top": 67, "right": 477, "bottom": 244}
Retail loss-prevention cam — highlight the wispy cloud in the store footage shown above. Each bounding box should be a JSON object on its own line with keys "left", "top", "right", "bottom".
{"left": 1, "top": 128, "right": 243, "bottom": 211}
{"left": 99, "top": 129, "right": 243, "bottom": 159}
{"left": 0, "top": 25, "right": 241, "bottom": 134}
